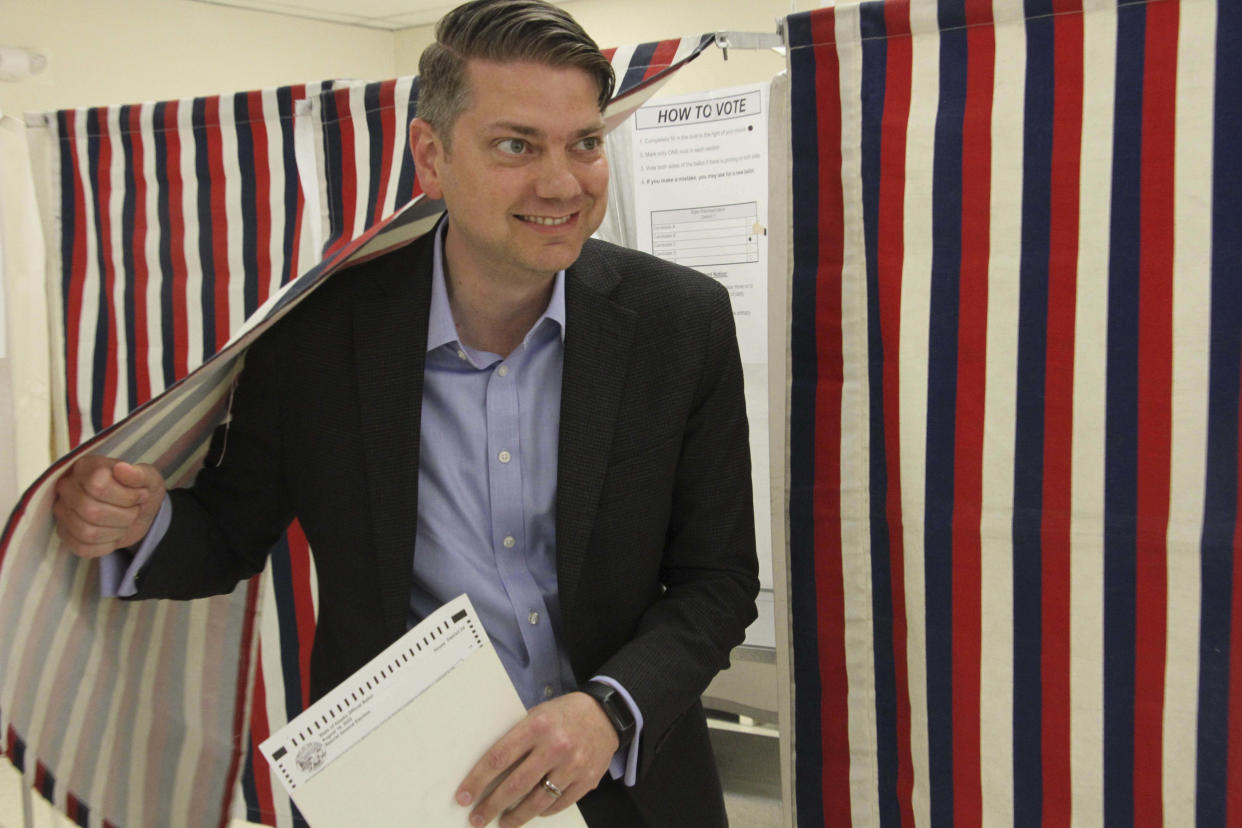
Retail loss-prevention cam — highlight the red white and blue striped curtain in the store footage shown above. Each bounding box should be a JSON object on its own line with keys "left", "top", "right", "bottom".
{"left": 786, "top": 0, "right": 1240, "bottom": 825}
{"left": 48, "top": 84, "right": 332, "bottom": 450}
{"left": 314, "top": 34, "right": 713, "bottom": 250}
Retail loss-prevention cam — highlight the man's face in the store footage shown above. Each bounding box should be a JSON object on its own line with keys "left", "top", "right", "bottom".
{"left": 410, "top": 59, "right": 609, "bottom": 286}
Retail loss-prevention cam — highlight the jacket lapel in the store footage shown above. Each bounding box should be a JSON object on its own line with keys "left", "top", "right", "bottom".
{"left": 353, "top": 233, "right": 435, "bottom": 641}
{"left": 556, "top": 243, "right": 637, "bottom": 622}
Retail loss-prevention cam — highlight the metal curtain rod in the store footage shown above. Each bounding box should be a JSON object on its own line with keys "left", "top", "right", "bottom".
{"left": 713, "top": 29, "right": 787, "bottom": 60}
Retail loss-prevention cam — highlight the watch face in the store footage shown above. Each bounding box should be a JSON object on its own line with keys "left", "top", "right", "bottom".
{"left": 587, "top": 682, "right": 635, "bottom": 733}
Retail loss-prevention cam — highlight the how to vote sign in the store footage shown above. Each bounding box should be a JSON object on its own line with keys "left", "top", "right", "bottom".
{"left": 634, "top": 89, "right": 762, "bottom": 128}
{"left": 628, "top": 82, "right": 773, "bottom": 600}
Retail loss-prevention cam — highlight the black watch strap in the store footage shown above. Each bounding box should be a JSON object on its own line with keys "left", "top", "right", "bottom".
{"left": 581, "top": 680, "right": 636, "bottom": 748}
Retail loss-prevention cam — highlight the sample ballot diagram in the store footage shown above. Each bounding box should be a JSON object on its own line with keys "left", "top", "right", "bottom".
{"left": 650, "top": 202, "right": 761, "bottom": 269}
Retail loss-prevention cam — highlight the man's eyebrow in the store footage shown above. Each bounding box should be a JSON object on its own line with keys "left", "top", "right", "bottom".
{"left": 486, "top": 122, "right": 605, "bottom": 139}
{"left": 489, "top": 122, "right": 541, "bottom": 137}
{"left": 573, "top": 123, "right": 606, "bottom": 138}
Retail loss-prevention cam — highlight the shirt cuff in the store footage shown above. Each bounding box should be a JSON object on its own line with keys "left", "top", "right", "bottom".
{"left": 589, "top": 674, "right": 643, "bottom": 787}
{"left": 99, "top": 496, "right": 171, "bottom": 598}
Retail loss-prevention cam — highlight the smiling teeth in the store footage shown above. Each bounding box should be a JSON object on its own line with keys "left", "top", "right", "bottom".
{"left": 520, "top": 215, "right": 571, "bottom": 226}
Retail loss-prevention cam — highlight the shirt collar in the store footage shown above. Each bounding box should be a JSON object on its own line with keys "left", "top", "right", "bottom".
{"left": 426, "top": 218, "right": 567, "bottom": 354}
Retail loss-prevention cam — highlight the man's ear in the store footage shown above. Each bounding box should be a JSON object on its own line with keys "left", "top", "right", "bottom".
{"left": 408, "top": 118, "right": 445, "bottom": 200}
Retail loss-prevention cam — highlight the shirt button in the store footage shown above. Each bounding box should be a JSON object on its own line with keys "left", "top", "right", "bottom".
{"left": 503, "top": 535, "right": 516, "bottom": 549}
{"left": 543, "top": 684, "right": 555, "bottom": 699}
{"left": 498, "top": 450, "right": 512, "bottom": 464}
{"left": 528, "top": 611, "right": 539, "bottom": 625}
{"left": 457, "top": 349, "right": 467, "bottom": 360}
{"left": 497, "top": 365, "right": 509, "bottom": 377}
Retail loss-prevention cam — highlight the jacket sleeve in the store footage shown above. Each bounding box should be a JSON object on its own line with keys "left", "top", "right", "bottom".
{"left": 589, "top": 281, "right": 760, "bottom": 778}
{"left": 130, "top": 332, "right": 293, "bottom": 600}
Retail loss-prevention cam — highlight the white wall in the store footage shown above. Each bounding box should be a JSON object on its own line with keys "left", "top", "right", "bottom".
{"left": 0, "top": 0, "right": 397, "bottom": 119}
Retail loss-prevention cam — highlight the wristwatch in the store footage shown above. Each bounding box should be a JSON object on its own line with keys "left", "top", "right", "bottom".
{"left": 581, "top": 680, "right": 636, "bottom": 748}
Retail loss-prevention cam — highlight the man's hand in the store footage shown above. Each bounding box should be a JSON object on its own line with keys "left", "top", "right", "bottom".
{"left": 457, "top": 691, "right": 620, "bottom": 827}
{"left": 53, "top": 456, "right": 166, "bottom": 558}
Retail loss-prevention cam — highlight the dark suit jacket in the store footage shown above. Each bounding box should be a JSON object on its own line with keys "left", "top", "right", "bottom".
{"left": 134, "top": 227, "right": 759, "bottom": 825}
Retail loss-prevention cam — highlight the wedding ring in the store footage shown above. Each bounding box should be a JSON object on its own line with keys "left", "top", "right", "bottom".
{"left": 541, "top": 777, "right": 564, "bottom": 799}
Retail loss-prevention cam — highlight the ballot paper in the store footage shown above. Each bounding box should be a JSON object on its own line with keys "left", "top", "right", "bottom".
{"left": 259, "top": 594, "right": 587, "bottom": 827}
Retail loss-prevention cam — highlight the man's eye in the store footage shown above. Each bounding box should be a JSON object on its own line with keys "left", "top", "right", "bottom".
{"left": 497, "top": 138, "right": 527, "bottom": 155}
{"left": 576, "top": 136, "right": 602, "bottom": 152}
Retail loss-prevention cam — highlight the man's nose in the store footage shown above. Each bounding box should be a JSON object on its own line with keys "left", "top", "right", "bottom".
{"left": 534, "top": 152, "right": 583, "bottom": 200}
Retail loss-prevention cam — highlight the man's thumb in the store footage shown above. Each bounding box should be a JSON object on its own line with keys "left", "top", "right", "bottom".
{"left": 113, "top": 461, "right": 160, "bottom": 493}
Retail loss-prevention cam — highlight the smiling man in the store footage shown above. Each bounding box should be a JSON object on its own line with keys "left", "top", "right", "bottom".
{"left": 52, "top": 1, "right": 758, "bottom": 825}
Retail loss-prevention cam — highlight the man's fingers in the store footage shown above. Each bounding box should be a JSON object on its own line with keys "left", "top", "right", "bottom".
{"left": 532, "top": 777, "right": 585, "bottom": 817}
{"left": 459, "top": 694, "right": 616, "bottom": 826}
{"left": 467, "top": 755, "right": 561, "bottom": 828}
{"left": 112, "top": 461, "right": 164, "bottom": 499}
{"left": 57, "top": 479, "right": 143, "bottom": 526}
{"left": 496, "top": 777, "right": 582, "bottom": 828}
{"left": 56, "top": 495, "right": 140, "bottom": 531}
{"left": 70, "top": 458, "right": 146, "bottom": 508}
{"left": 53, "top": 456, "right": 168, "bottom": 559}
{"left": 457, "top": 740, "right": 526, "bottom": 823}
{"left": 52, "top": 500, "right": 128, "bottom": 558}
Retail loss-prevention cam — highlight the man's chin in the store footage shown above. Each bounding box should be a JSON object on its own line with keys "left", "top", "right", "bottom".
{"left": 525, "top": 240, "right": 588, "bottom": 274}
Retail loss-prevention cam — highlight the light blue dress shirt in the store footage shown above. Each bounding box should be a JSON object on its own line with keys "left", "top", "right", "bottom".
{"left": 414, "top": 221, "right": 571, "bottom": 700}
{"left": 103, "top": 221, "right": 642, "bottom": 783}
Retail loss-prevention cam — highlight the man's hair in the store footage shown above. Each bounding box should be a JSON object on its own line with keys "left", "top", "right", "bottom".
{"left": 417, "top": 0, "right": 616, "bottom": 144}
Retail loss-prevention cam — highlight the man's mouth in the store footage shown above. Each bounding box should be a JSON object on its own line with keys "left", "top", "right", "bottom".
{"left": 516, "top": 214, "right": 574, "bottom": 227}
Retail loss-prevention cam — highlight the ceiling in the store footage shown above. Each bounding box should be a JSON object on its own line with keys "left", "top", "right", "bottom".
{"left": 190, "top": 0, "right": 572, "bottom": 30}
